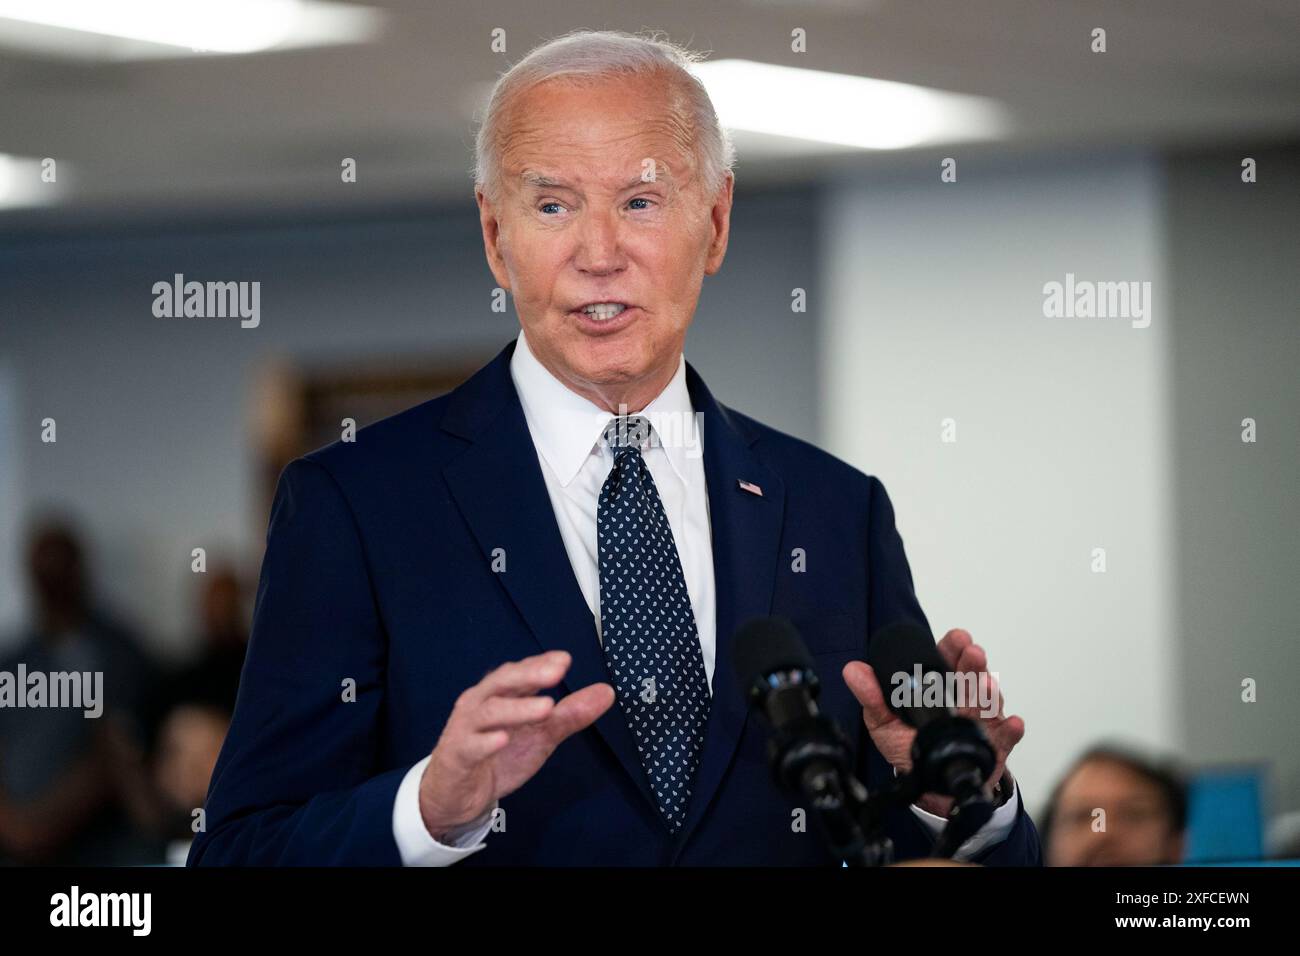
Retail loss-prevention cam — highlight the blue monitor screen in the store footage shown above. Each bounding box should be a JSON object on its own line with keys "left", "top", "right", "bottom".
{"left": 1184, "top": 766, "right": 1265, "bottom": 863}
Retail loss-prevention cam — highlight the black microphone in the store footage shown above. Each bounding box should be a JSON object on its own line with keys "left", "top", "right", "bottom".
{"left": 733, "top": 616, "right": 880, "bottom": 864}
{"left": 868, "top": 622, "right": 998, "bottom": 854}
{"left": 867, "top": 621, "right": 952, "bottom": 730}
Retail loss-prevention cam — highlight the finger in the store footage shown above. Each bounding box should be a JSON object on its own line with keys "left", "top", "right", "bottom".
{"left": 841, "top": 661, "right": 897, "bottom": 732}
{"left": 954, "top": 682, "right": 1000, "bottom": 724}
{"left": 466, "top": 651, "right": 572, "bottom": 707}
{"left": 964, "top": 648, "right": 1010, "bottom": 723}
{"left": 948, "top": 643, "right": 994, "bottom": 719}
{"left": 448, "top": 729, "right": 511, "bottom": 768}
{"left": 936, "top": 629, "right": 972, "bottom": 670}
{"left": 981, "top": 668, "right": 1007, "bottom": 720}
{"left": 470, "top": 694, "right": 556, "bottom": 732}
{"left": 992, "top": 715, "right": 1025, "bottom": 753}
{"left": 954, "top": 642, "right": 988, "bottom": 676}
{"left": 544, "top": 682, "right": 617, "bottom": 744}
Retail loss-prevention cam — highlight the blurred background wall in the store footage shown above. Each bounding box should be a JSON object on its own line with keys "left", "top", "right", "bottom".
{"left": 823, "top": 149, "right": 1176, "bottom": 810}
{"left": 1164, "top": 145, "right": 1300, "bottom": 812}
{"left": 0, "top": 1, "right": 1296, "bottom": 841}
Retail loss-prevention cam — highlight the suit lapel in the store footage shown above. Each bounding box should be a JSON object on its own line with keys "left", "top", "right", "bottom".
{"left": 672, "top": 364, "right": 785, "bottom": 854}
{"left": 440, "top": 343, "right": 787, "bottom": 843}
{"left": 440, "top": 342, "right": 661, "bottom": 816}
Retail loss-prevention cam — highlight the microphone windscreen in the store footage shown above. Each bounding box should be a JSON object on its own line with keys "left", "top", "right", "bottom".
{"left": 867, "top": 622, "right": 947, "bottom": 685}
{"left": 732, "top": 616, "right": 814, "bottom": 689}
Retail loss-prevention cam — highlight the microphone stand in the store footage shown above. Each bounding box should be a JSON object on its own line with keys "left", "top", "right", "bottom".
{"left": 770, "top": 715, "right": 922, "bottom": 867}
{"left": 766, "top": 711, "right": 895, "bottom": 866}
{"left": 772, "top": 713, "right": 996, "bottom": 866}
{"left": 901, "top": 714, "right": 997, "bottom": 860}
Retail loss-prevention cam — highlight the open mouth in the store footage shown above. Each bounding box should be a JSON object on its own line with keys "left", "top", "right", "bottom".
{"left": 573, "top": 301, "right": 631, "bottom": 321}
{"left": 568, "top": 301, "right": 641, "bottom": 331}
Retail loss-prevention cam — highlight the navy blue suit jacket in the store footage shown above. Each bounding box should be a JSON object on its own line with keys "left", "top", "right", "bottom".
{"left": 189, "top": 340, "right": 1041, "bottom": 866}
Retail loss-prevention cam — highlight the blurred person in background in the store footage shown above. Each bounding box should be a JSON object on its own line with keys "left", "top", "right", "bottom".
{"left": 165, "top": 564, "right": 248, "bottom": 715}
{"left": 148, "top": 702, "right": 232, "bottom": 864}
{"left": 110, "top": 565, "right": 248, "bottom": 863}
{"left": 1267, "top": 811, "right": 1300, "bottom": 860}
{"left": 1042, "top": 744, "right": 1187, "bottom": 866}
{"left": 0, "top": 518, "right": 157, "bottom": 865}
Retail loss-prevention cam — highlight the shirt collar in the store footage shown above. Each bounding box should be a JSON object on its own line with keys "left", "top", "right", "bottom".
{"left": 509, "top": 329, "right": 698, "bottom": 488}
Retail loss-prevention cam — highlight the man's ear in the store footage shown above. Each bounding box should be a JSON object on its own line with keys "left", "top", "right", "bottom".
{"left": 476, "top": 186, "right": 512, "bottom": 291}
{"left": 703, "top": 171, "right": 735, "bottom": 277}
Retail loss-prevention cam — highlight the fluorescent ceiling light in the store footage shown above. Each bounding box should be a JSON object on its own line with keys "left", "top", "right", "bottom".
{"left": 0, "top": 153, "right": 63, "bottom": 208}
{"left": 690, "top": 59, "right": 1010, "bottom": 150}
{"left": 0, "top": 0, "right": 383, "bottom": 59}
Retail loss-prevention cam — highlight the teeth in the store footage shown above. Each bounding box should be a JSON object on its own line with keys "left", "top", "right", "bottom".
{"left": 581, "top": 302, "right": 627, "bottom": 320}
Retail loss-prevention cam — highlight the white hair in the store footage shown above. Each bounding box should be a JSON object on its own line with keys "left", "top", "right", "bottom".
{"left": 472, "top": 29, "right": 736, "bottom": 202}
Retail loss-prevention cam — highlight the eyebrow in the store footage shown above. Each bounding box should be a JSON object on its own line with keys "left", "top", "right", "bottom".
{"left": 520, "top": 169, "right": 673, "bottom": 192}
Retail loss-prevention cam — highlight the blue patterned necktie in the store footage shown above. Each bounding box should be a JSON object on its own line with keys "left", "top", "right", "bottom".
{"left": 597, "top": 414, "right": 711, "bottom": 833}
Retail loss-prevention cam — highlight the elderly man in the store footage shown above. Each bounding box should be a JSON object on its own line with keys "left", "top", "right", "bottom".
{"left": 190, "top": 30, "right": 1039, "bottom": 866}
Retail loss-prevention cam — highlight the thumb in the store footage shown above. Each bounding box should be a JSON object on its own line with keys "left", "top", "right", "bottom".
{"left": 842, "top": 661, "right": 895, "bottom": 731}
{"left": 545, "top": 682, "right": 616, "bottom": 744}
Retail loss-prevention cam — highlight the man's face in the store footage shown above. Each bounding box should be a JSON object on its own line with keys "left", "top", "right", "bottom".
{"left": 1047, "top": 759, "right": 1185, "bottom": 866}
{"left": 476, "top": 72, "right": 733, "bottom": 410}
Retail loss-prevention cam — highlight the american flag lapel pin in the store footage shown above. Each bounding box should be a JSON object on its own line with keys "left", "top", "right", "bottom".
{"left": 737, "top": 479, "right": 764, "bottom": 497}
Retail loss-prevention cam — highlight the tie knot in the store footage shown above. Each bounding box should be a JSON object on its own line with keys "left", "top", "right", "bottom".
{"left": 602, "top": 415, "right": 652, "bottom": 451}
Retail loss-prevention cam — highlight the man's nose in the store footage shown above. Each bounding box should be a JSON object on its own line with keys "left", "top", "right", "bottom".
{"left": 573, "top": 209, "right": 625, "bottom": 275}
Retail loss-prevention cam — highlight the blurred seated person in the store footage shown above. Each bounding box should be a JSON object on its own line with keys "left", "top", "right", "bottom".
{"left": 110, "top": 565, "right": 247, "bottom": 863}
{"left": 0, "top": 518, "right": 157, "bottom": 865}
{"left": 150, "top": 702, "right": 232, "bottom": 865}
{"left": 1042, "top": 743, "right": 1187, "bottom": 866}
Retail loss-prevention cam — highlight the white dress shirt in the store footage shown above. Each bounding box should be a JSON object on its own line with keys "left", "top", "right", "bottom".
{"left": 392, "top": 331, "right": 1019, "bottom": 865}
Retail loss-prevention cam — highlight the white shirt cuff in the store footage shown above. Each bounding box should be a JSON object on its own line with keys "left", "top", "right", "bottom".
{"left": 392, "top": 755, "right": 495, "bottom": 866}
{"left": 907, "top": 775, "right": 1020, "bottom": 862}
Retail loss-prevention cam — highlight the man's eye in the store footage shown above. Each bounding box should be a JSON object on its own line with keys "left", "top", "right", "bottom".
{"left": 539, "top": 202, "right": 564, "bottom": 215}
{"left": 628, "top": 197, "right": 654, "bottom": 211}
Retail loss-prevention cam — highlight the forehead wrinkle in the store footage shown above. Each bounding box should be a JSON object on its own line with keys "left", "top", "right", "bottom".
{"left": 505, "top": 117, "right": 689, "bottom": 169}
{"left": 520, "top": 165, "right": 678, "bottom": 193}
{"left": 498, "top": 77, "right": 701, "bottom": 193}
